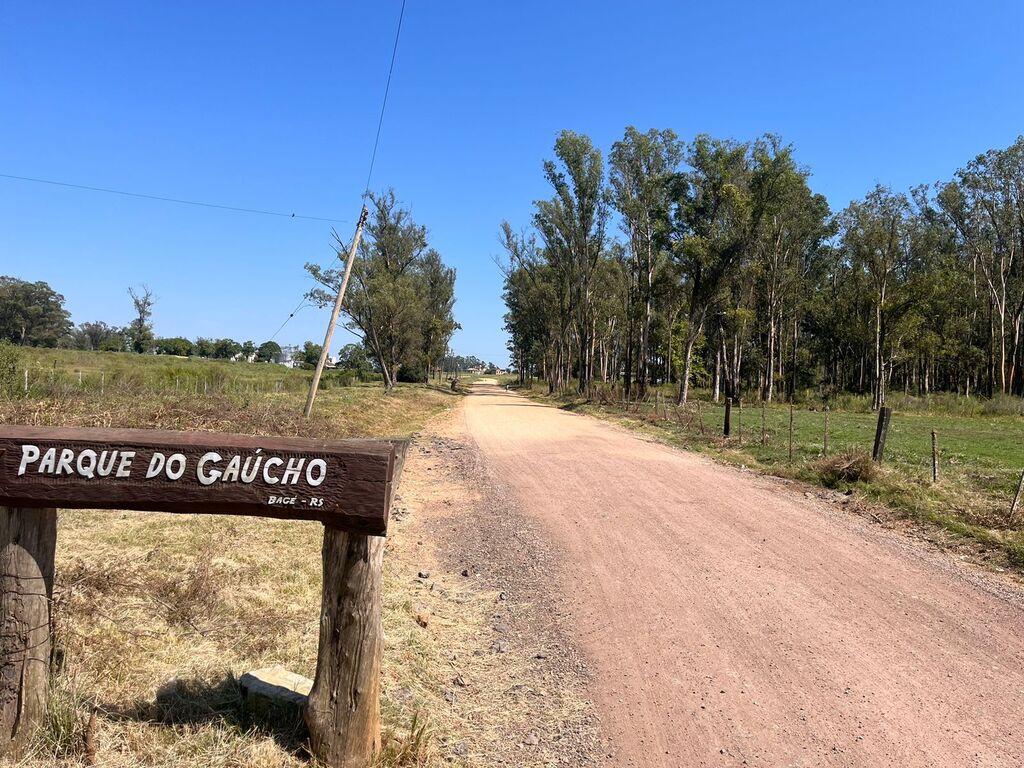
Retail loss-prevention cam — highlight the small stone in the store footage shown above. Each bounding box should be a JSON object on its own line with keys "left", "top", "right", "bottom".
{"left": 418, "top": 570, "right": 431, "bottom": 579}
{"left": 524, "top": 732, "right": 540, "bottom": 746}
{"left": 461, "top": 568, "right": 470, "bottom": 577}
{"left": 453, "top": 674, "right": 467, "bottom": 687}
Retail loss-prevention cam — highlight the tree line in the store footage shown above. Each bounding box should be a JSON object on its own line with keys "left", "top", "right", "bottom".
{"left": 501, "top": 129, "right": 1024, "bottom": 406}
{"left": 0, "top": 278, "right": 284, "bottom": 362}
{"left": 4, "top": 188, "right": 461, "bottom": 386}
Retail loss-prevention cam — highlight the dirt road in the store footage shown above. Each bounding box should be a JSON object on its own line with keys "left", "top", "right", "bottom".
{"left": 463, "top": 382, "right": 1024, "bottom": 767}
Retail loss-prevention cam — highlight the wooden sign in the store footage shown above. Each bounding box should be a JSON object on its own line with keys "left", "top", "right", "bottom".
{"left": 0, "top": 426, "right": 405, "bottom": 535}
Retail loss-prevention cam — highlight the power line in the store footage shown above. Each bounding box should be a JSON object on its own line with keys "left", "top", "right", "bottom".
{"left": 363, "top": 0, "right": 407, "bottom": 198}
{"left": 0, "top": 172, "right": 348, "bottom": 224}
{"left": 269, "top": 297, "right": 312, "bottom": 341}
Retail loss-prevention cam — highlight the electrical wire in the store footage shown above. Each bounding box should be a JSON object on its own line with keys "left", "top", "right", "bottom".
{"left": 363, "top": 0, "right": 407, "bottom": 198}
{"left": 0, "top": 172, "right": 348, "bottom": 224}
{"left": 268, "top": 298, "right": 312, "bottom": 341}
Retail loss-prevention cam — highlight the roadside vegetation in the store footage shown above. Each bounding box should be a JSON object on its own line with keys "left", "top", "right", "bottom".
{"left": 1, "top": 348, "right": 465, "bottom": 767}
{"left": 521, "top": 381, "right": 1024, "bottom": 571}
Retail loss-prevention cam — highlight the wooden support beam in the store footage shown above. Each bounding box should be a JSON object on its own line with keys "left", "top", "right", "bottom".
{"left": 305, "top": 529, "right": 384, "bottom": 767}
{"left": 0, "top": 506, "right": 56, "bottom": 757}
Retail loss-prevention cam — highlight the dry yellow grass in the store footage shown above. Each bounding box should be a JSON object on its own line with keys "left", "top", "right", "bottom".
{"left": 0, "top": 385, "right": 466, "bottom": 767}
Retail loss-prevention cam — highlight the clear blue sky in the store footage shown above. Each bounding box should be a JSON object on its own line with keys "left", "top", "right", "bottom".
{"left": 3, "top": 1, "right": 1022, "bottom": 365}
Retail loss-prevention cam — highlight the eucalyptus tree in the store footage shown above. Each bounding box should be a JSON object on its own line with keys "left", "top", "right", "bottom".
{"left": 670, "top": 136, "right": 754, "bottom": 404}
{"left": 938, "top": 138, "right": 1024, "bottom": 395}
{"left": 608, "top": 127, "right": 683, "bottom": 397}
{"left": 534, "top": 130, "right": 609, "bottom": 394}
{"left": 748, "top": 136, "right": 832, "bottom": 401}
{"left": 305, "top": 190, "right": 457, "bottom": 388}
{"left": 418, "top": 249, "right": 459, "bottom": 382}
{"left": 838, "top": 186, "right": 922, "bottom": 408}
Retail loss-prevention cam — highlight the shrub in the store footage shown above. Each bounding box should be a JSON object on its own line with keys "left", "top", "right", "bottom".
{"left": 0, "top": 340, "right": 22, "bottom": 397}
{"left": 323, "top": 369, "right": 356, "bottom": 388}
{"left": 397, "top": 364, "right": 426, "bottom": 383}
{"left": 815, "top": 450, "right": 877, "bottom": 487}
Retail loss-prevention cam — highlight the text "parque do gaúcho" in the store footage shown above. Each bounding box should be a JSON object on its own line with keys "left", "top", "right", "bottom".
{"left": 16, "top": 445, "right": 328, "bottom": 487}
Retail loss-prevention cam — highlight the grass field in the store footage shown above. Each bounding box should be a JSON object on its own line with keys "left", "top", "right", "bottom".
{"left": 0, "top": 349, "right": 465, "bottom": 767}
{"left": 12, "top": 348, "right": 319, "bottom": 397}
{"left": 521, "top": 381, "right": 1024, "bottom": 571}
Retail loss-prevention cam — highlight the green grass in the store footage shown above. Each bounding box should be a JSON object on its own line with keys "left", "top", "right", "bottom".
{"left": 521, "top": 380, "right": 1024, "bottom": 569}
{"left": 12, "top": 348, "right": 345, "bottom": 397}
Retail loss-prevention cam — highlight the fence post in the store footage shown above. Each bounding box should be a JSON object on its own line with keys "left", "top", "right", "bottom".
{"left": 23, "top": 369, "right": 27, "bottom": 395}
{"left": 931, "top": 430, "right": 939, "bottom": 483}
{"left": 0, "top": 506, "right": 57, "bottom": 758}
{"left": 761, "top": 400, "right": 767, "bottom": 446}
{"left": 1009, "top": 470, "right": 1024, "bottom": 527}
{"left": 872, "top": 406, "right": 893, "bottom": 463}
{"left": 788, "top": 400, "right": 795, "bottom": 463}
{"left": 823, "top": 408, "right": 830, "bottom": 457}
{"left": 101, "top": 371, "right": 105, "bottom": 395}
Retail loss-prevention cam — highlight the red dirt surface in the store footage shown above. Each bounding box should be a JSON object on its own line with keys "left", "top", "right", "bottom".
{"left": 464, "top": 382, "right": 1024, "bottom": 767}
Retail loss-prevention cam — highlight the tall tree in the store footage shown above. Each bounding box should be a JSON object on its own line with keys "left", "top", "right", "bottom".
{"left": 0, "top": 277, "right": 72, "bottom": 347}
{"left": 671, "top": 136, "right": 754, "bottom": 404}
{"left": 306, "top": 190, "right": 457, "bottom": 388}
{"left": 938, "top": 139, "right": 1024, "bottom": 395}
{"left": 534, "top": 130, "right": 609, "bottom": 394}
{"left": 609, "top": 127, "right": 683, "bottom": 397}
{"left": 127, "top": 285, "right": 155, "bottom": 354}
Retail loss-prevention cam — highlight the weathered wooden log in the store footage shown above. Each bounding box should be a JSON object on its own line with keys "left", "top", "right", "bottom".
{"left": 0, "top": 506, "right": 56, "bottom": 757}
{"left": 305, "top": 528, "right": 384, "bottom": 767}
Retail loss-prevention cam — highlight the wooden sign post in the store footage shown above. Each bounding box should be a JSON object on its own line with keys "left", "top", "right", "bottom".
{"left": 0, "top": 426, "right": 406, "bottom": 766}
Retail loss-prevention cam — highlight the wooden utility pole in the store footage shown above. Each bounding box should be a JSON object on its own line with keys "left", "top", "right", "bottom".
{"left": 304, "top": 206, "right": 370, "bottom": 419}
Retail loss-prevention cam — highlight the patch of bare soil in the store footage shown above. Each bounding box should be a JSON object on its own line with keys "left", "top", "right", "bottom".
{"left": 385, "top": 401, "right": 603, "bottom": 766}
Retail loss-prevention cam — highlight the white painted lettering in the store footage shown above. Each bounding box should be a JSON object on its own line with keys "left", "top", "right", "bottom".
{"left": 39, "top": 447, "right": 57, "bottom": 473}
{"left": 221, "top": 455, "right": 241, "bottom": 482}
{"left": 197, "top": 452, "right": 223, "bottom": 485}
{"left": 17, "top": 445, "right": 40, "bottom": 476}
{"left": 165, "top": 453, "right": 186, "bottom": 480}
{"left": 263, "top": 457, "right": 283, "bottom": 485}
{"left": 115, "top": 451, "right": 135, "bottom": 478}
{"left": 306, "top": 458, "right": 327, "bottom": 487}
{"left": 146, "top": 452, "right": 166, "bottom": 478}
{"left": 97, "top": 450, "right": 117, "bottom": 477}
{"left": 281, "top": 457, "right": 305, "bottom": 485}
{"left": 76, "top": 449, "right": 98, "bottom": 479}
